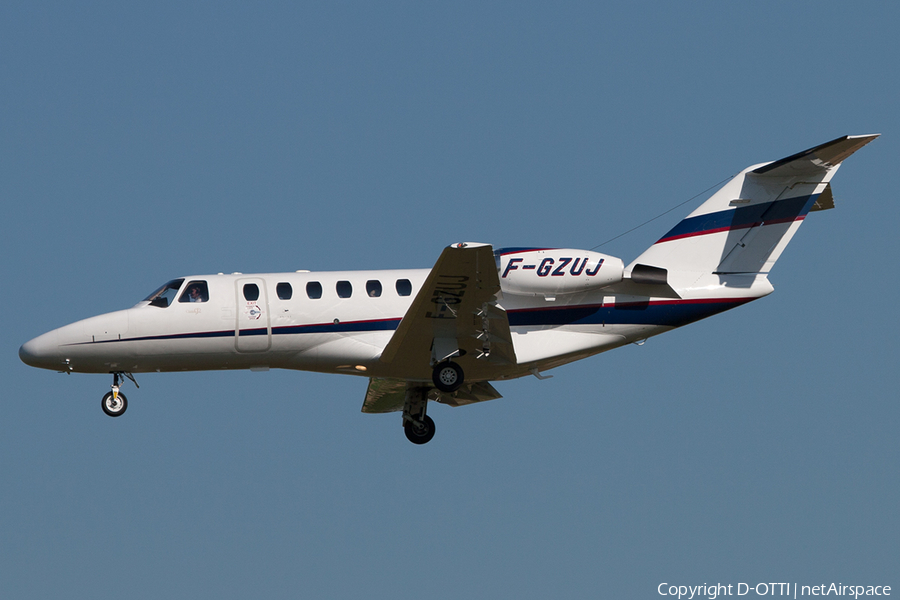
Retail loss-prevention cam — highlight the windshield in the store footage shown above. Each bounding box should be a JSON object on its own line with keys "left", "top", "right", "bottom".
{"left": 142, "top": 279, "right": 185, "bottom": 308}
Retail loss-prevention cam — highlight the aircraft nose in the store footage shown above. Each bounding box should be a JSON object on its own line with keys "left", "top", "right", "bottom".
{"left": 19, "top": 330, "right": 62, "bottom": 370}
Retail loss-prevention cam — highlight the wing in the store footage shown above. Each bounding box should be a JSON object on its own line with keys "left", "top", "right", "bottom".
{"left": 378, "top": 242, "right": 517, "bottom": 382}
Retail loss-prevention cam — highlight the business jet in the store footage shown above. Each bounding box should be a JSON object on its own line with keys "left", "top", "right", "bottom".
{"left": 19, "top": 134, "right": 878, "bottom": 444}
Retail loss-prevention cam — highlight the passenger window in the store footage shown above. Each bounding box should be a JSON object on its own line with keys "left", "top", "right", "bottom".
{"left": 306, "top": 281, "right": 323, "bottom": 299}
{"left": 178, "top": 280, "right": 209, "bottom": 303}
{"left": 396, "top": 279, "right": 412, "bottom": 297}
{"left": 276, "top": 282, "right": 292, "bottom": 300}
{"left": 336, "top": 280, "right": 352, "bottom": 298}
{"left": 366, "top": 280, "right": 382, "bottom": 297}
{"left": 243, "top": 283, "right": 260, "bottom": 301}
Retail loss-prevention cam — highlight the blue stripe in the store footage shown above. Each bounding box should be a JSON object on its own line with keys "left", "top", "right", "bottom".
{"left": 659, "top": 194, "right": 818, "bottom": 242}
{"left": 75, "top": 318, "right": 403, "bottom": 346}
{"left": 73, "top": 300, "right": 752, "bottom": 348}
{"left": 495, "top": 247, "right": 554, "bottom": 255}
{"left": 272, "top": 319, "right": 401, "bottom": 335}
{"left": 239, "top": 328, "right": 268, "bottom": 337}
{"left": 508, "top": 298, "right": 753, "bottom": 329}
{"left": 124, "top": 330, "right": 236, "bottom": 342}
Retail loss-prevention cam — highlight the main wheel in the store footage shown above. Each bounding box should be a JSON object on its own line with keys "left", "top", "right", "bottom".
{"left": 432, "top": 361, "right": 464, "bottom": 393}
{"left": 404, "top": 415, "right": 436, "bottom": 445}
{"left": 101, "top": 391, "right": 128, "bottom": 417}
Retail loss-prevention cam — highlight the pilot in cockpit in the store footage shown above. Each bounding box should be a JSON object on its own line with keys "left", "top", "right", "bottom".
{"left": 181, "top": 282, "right": 209, "bottom": 303}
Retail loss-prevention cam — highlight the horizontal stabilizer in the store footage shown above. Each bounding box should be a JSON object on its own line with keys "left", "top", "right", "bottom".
{"left": 751, "top": 134, "right": 879, "bottom": 177}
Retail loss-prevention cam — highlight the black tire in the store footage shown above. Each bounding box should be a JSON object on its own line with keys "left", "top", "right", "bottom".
{"left": 404, "top": 415, "right": 436, "bottom": 445}
{"left": 101, "top": 391, "right": 127, "bottom": 417}
{"left": 432, "top": 361, "right": 464, "bottom": 393}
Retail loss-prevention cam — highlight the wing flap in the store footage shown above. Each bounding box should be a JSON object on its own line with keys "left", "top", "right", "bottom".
{"left": 435, "top": 381, "right": 503, "bottom": 407}
{"left": 361, "top": 378, "right": 407, "bottom": 413}
{"left": 360, "top": 378, "right": 504, "bottom": 413}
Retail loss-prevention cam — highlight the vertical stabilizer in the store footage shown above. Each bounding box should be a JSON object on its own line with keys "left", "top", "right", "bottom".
{"left": 629, "top": 135, "right": 878, "bottom": 286}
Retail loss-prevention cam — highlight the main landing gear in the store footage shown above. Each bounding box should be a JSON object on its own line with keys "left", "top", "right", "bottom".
{"left": 398, "top": 361, "right": 465, "bottom": 444}
{"left": 432, "top": 361, "right": 464, "bottom": 393}
{"left": 101, "top": 372, "right": 138, "bottom": 417}
{"left": 405, "top": 415, "right": 436, "bottom": 445}
{"left": 402, "top": 387, "right": 436, "bottom": 445}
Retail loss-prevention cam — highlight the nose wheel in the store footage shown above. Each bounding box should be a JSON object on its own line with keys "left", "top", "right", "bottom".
{"left": 101, "top": 372, "right": 137, "bottom": 417}
{"left": 102, "top": 390, "right": 127, "bottom": 417}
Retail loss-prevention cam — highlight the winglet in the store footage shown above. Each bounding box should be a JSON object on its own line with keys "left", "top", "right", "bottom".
{"left": 751, "top": 134, "right": 880, "bottom": 177}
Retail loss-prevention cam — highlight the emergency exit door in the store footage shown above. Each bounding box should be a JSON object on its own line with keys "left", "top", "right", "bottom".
{"left": 235, "top": 278, "right": 271, "bottom": 352}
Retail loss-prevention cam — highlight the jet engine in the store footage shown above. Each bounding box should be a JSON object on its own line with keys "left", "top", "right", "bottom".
{"left": 496, "top": 248, "right": 625, "bottom": 296}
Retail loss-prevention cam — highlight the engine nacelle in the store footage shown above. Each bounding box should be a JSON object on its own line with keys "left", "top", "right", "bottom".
{"left": 496, "top": 248, "right": 625, "bottom": 296}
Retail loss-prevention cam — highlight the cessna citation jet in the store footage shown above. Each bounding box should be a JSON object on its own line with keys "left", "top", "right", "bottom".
{"left": 20, "top": 135, "right": 878, "bottom": 444}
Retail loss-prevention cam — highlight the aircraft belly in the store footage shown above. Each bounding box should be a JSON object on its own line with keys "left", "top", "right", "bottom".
{"left": 511, "top": 326, "right": 628, "bottom": 365}
{"left": 298, "top": 332, "right": 393, "bottom": 373}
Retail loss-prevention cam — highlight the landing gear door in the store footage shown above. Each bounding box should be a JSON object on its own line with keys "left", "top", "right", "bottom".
{"left": 235, "top": 278, "right": 271, "bottom": 352}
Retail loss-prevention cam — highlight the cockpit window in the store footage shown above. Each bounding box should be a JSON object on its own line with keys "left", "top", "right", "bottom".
{"left": 143, "top": 279, "right": 185, "bottom": 308}
{"left": 178, "top": 281, "right": 209, "bottom": 303}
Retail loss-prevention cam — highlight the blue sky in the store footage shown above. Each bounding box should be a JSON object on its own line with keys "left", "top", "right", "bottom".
{"left": 2, "top": 3, "right": 897, "bottom": 598}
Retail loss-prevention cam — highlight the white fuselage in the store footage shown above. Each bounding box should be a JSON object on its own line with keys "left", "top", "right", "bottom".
{"left": 19, "top": 263, "right": 772, "bottom": 381}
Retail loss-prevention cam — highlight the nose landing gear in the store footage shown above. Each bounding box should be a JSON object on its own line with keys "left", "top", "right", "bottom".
{"left": 102, "top": 389, "right": 127, "bottom": 417}
{"left": 101, "top": 372, "right": 138, "bottom": 417}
